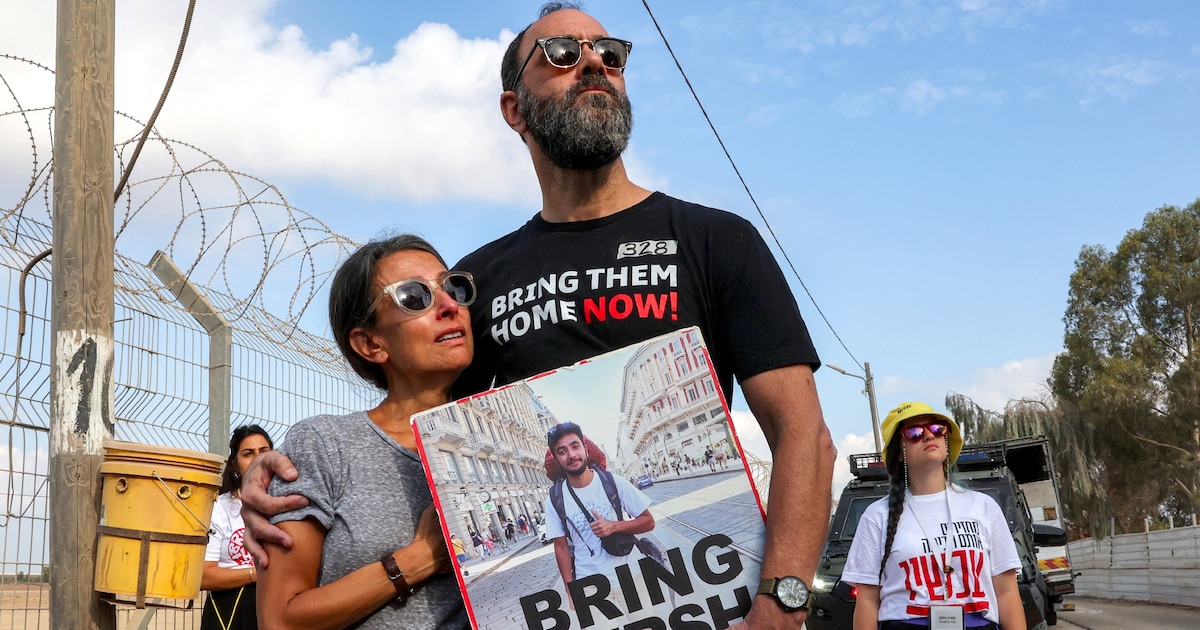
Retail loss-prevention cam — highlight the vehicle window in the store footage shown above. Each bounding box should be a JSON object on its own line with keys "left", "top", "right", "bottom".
{"left": 969, "top": 484, "right": 1018, "bottom": 532}
{"left": 836, "top": 497, "right": 880, "bottom": 539}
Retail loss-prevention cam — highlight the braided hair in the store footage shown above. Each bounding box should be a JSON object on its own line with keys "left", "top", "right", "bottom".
{"left": 878, "top": 433, "right": 906, "bottom": 580}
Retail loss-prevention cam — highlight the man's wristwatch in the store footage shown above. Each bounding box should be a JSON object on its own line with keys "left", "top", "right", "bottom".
{"left": 757, "top": 576, "right": 812, "bottom": 612}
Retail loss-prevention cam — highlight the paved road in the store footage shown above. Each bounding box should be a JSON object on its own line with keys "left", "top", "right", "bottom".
{"left": 459, "top": 468, "right": 765, "bottom": 628}
{"left": 1056, "top": 596, "right": 1200, "bottom": 630}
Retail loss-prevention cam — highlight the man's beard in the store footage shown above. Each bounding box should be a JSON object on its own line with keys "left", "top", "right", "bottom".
{"left": 563, "top": 457, "right": 589, "bottom": 477}
{"left": 517, "top": 75, "right": 633, "bottom": 170}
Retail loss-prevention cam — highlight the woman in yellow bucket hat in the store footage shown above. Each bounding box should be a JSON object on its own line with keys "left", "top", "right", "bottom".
{"left": 841, "top": 402, "right": 1026, "bottom": 630}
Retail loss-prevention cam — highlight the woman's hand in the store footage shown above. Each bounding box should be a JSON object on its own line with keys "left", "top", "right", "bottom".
{"left": 411, "top": 504, "right": 453, "bottom": 575}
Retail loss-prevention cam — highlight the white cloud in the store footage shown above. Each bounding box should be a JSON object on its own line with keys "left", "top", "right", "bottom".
{"left": 955, "top": 352, "right": 1057, "bottom": 411}
{"left": 832, "top": 431, "right": 876, "bottom": 499}
{"left": 1099, "top": 59, "right": 1169, "bottom": 87}
{"left": 729, "top": 410, "right": 769, "bottom": 461}
{"left": 1127, "top": 20, "right": 1168, "bottom": 37}
{"left": 1, "top": 0, "right": 664, "bottom": 209}
{"left": 880, "top": 351, "right": 1058, "bottom": 415}
{"left": 730, "top": 410, "right": 878, "bottom": 500}
{"left": 832, "top": 90, "right": 883, "bottom": 118}
{"left": 902, "top": 79, "right": 948, "bottom": 114}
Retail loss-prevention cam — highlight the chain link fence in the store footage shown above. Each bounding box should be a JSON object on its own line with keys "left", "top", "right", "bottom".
{"left": 1, "top": 51, "right": 382, "bottom": 628}
{"left": 0, "top": 217, "right": 380, "bottom": 629}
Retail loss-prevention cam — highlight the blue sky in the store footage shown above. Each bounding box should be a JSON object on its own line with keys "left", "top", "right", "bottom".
{"left": 3, "top": 0, "right": 1199, "bottom": 493}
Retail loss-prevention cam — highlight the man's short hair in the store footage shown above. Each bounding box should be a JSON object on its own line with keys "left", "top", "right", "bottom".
{"left": 500, "top": 1, "right": 586, "bottom": 92}
{"left": 546, "top": 421, "right": 585, "bottom": 450}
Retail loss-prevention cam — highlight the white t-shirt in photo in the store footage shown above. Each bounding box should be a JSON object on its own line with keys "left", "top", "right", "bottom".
{"left": 543, "top": 471, "right": 653, "bottom": 583}
{"left": 204, "top": 492, "right": 255, "bottom": 571}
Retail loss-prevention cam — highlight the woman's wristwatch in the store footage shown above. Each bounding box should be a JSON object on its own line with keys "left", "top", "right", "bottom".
{"left": 380, "top": 553, "right": 416, "bottom": 607}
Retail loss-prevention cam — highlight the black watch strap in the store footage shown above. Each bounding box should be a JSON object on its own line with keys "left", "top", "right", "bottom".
{"left": 380, "top": 553, "right": 415, "bottom": 606}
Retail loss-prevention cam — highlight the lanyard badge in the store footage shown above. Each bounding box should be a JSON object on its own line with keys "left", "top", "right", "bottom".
{"left": 930, "top": 605, "right": 964, "bottom": 630}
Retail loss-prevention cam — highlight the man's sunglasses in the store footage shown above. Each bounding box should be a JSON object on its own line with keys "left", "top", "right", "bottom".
{"left": 508, "top": 35, "right": 633, "bottom": 91}
{"left": 900, "top": 422, "right": 951, "bottom": 442}
{"left": 369, "top": 271, "right": 476, "bottom": 317}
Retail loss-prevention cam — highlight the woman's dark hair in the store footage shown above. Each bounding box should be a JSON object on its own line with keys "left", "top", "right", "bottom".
{"left": 500, "top": 1, "right": 585, "bottom": 92}
{"left": 329, "top": 233, "right": 447, "bottom": 390}
{"left": 221, "top": 424, "right": 274, "bottom": 494}
{"left": 878, "top": 432, "right": 906, "bottom": 580}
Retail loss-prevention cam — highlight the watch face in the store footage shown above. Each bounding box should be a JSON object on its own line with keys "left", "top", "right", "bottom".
{"left": 775, "top": 576, "right": 809, "bottom": 609}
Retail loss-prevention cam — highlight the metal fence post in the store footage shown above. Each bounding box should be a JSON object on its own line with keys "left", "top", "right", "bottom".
{"left": 150, "top": 251, "right": 232, "bottom": 455}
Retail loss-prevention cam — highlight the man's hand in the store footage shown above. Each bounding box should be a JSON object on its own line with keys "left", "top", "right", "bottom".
{"left": 240, "top": 450, "right": 307, "bottom": 568}
{"left": 589, "top": 510, "right": 617, "bottom": 537}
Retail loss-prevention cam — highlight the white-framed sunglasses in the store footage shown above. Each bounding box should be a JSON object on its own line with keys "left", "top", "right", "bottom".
{"left": 369, "top": 271, "right": 476, "bottom": 317}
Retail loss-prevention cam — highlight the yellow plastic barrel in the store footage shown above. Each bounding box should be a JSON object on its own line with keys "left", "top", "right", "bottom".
{"left": 94, "top": 440, "right": 225, "bottom": 607}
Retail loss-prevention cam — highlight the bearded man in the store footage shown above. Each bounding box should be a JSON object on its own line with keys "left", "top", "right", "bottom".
{"left": 453, "top": 7, "right": 835, "bottom": 626}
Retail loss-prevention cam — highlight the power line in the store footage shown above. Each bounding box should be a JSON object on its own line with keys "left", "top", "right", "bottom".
{"left": 639, "top": 0, "right": 863, "bottom": 373}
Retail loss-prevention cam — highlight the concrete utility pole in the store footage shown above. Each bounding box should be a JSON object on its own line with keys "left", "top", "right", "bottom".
{"left": 50, "top": 0, "right": 117, "bottom": 627}
{"left": 827, "top": 362, "right": 883, "bottom": 452}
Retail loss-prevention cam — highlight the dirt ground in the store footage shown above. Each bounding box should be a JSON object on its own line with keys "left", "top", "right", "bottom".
{"left": 0, "top": 584, "right": 203, "bottom": 629}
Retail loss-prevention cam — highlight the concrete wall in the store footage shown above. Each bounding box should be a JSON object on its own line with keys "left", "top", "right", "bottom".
{"left": 1068, "top": 524, "right": 1200, "bottom": 608}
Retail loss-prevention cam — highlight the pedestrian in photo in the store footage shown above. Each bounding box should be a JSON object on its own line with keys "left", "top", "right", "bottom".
{"left": 543, "top": 422, "right": 654, "bottom": 587}
{"left": 843, "top": 402, "right": 1026, "bottom": 630}
{"left": 451, "top": 534, "right": 469, "bottom": 564}
{"left": 470, "top": 530, "right": 488, "bottom": 558}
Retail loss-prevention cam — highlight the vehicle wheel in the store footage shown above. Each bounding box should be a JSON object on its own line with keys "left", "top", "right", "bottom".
{"left": 1046, "top": 607, "right": 1057, "bottom": 626}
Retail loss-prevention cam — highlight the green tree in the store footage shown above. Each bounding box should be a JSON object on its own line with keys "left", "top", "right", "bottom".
{"left": 1050, "top": 199, "right": 1200, "bottom": 534}
{"left": 945, "top": 392, "right": 1096, "bottom": 538}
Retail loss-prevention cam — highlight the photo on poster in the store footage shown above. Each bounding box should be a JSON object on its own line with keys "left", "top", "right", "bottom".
{"left": 412, "top": 327, "right": 766, "bottom": 630}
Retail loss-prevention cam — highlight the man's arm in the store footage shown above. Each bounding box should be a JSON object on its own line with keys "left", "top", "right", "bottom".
{"left": 552, "top": 536, "right": 574, "bottom": 596}
{"left": 736, "top": 363, "right": 836, "bottom": 630}
{"left": 239, "top": 450, "right": 308, "bottom": 568}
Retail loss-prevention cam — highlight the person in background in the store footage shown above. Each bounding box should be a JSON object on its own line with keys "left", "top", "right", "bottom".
{"left": 255, "top": 234, "right": 472, "bottom": 629}
{"left": 451, "top": 534, "right": 468, "bottom": 564}
{"left": 470, "top": 530, "right": 488, "bottom": 558}
{"left": 200, "top": 424, "right": 274, "bottom": 630}
{"left": 843, "top": 402, "right": 1025, "bottom": 630}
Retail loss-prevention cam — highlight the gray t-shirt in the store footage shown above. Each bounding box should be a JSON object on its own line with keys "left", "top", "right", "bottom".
{"left": 269, "top": 411, "right": 468, "bottom": 629}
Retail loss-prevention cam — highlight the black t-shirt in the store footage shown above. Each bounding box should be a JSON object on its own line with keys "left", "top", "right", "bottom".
{"left": 453, "top": 192, "right": 819, "bottom": 398}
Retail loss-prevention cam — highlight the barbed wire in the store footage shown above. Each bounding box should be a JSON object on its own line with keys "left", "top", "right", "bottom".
{"left": 1, "top": 53, "right": 358, "bottom": 353}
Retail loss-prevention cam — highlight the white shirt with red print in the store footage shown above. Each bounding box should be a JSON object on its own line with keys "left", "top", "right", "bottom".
{"left": 204, "top": 492, "right": 255, "bottom": 570}
{"left": 843, "top": 485, "right": 1021, "bottom": 625}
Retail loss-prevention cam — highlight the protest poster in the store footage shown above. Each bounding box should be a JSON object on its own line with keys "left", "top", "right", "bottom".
{"left": 411, "top": 327, "right": 766, "bottom": 630}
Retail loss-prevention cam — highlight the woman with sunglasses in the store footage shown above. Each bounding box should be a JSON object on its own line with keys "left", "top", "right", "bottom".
{"left": 842, "top": 402, "right": 1025, "bottom": 630}
{"left": 256, "top": 234, "right": 473, "bottom": 630}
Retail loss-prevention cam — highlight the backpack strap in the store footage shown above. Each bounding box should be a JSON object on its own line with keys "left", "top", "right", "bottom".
{"left": 550, "top": 476, "right": 591, "bottom": 571}
{"left": 549, "top": 476, "right": 569, "bottom": 535}
{"left": 595, "top": 466, "right": 625, "bottom": 521}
